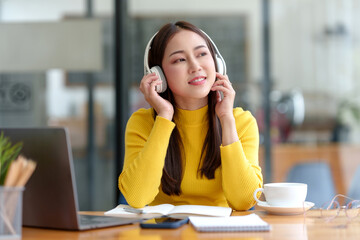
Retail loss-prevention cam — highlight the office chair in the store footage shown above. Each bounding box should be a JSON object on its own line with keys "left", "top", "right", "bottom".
{"left": 119, "top": 192, "right": 128, "bottom": 205}
{"left": 348, "top": 165, "right": 360, "bottom": 199}
{"left": 286, "top": 162, "right": 336, "bottom": 207}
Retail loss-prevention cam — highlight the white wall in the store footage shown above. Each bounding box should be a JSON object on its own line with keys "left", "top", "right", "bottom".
{"left": 271, "top": 0, "right": 360, "bottom": 98}
{"left": 1, "top": 0, "right": 112, "bottom": 21}
{"left": 1, "top": 0, "right": 84, "bottom": 21}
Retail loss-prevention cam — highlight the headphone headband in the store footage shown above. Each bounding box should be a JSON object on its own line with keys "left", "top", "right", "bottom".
{"left": 200, "top": 30, "right": 227, "bottom": 75}
{"left": 144, "top": 31, "right": 158, "bottom": 75}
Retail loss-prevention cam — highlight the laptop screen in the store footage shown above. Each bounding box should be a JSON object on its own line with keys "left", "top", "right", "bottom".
{"left": 1, "top": 127, "right": 81, "bottom": 230}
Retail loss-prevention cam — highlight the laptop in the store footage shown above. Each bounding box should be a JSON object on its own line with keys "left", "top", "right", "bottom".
{"left": 0, "top": 127, "right": 139, "bottom": 230}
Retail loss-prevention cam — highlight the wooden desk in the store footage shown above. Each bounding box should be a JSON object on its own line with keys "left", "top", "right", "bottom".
{"left": 22, "top": 210, "right": 360, "bottom": 239}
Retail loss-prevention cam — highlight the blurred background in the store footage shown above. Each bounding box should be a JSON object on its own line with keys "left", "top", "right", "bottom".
{"left": 1, "top": 0, "right": 360, "bottom": 210}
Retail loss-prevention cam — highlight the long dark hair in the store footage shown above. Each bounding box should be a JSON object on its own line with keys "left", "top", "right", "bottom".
{"left": 148, "top": 21, "right": 222, "bottom": 195}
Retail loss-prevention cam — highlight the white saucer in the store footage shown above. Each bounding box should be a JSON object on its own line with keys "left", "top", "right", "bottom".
{"left": 256, "top": 201, "right": 315, "bottom": 215}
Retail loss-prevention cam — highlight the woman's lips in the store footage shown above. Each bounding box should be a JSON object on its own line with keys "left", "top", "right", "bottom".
{"left": 188, "top": 76, "right": 206, "bottom": 85}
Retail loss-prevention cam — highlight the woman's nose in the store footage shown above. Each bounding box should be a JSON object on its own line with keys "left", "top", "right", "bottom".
{"left": 188, "top": 58, "right": 201, "bottom": 73}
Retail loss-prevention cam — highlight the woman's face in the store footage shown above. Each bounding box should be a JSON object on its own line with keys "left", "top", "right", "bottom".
{"left": 161, "top": 29, "right": 216, "bottom": 110}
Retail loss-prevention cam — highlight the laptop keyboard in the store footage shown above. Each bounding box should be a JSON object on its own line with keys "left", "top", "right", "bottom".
{"left": 79, "top": 214, "right": 140, "bottom": 229}
{"left": 80, "top": 215, "right": 122, "bottom": 225}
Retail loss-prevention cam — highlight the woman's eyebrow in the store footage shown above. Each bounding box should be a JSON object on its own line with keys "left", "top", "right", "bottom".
{"left": 169, "top": 50, "right": 184, "bottom": 57}
{"left": 168, "top": 44, "right": 207, "bottom": 57}
{"left": 194, "top": 45, "right": 207, "bottom": 51}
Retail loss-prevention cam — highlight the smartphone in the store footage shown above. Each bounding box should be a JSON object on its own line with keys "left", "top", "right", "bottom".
{"left": 140, "top": 217, "right": 189, "bottom": 229}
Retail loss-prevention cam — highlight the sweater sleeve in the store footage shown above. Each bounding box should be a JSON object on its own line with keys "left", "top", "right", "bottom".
{"left": 118, "top": 109, "right": 175, "bottom": 208}
{"left": 220, "top": 108, "right": 263, "bottom": 210}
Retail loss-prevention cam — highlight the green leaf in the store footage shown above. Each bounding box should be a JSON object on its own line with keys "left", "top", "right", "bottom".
{"left": 0, "top": 131, "right": 23, "bottom": 185}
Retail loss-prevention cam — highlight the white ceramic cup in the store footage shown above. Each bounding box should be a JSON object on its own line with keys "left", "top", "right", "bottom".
{"left": 253, "top": 183, "right": 307, "bottom": 207}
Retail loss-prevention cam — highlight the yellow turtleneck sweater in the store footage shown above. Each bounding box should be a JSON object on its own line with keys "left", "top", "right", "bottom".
{"left": 118, "top": 106, "right": 263, "bottom": 210}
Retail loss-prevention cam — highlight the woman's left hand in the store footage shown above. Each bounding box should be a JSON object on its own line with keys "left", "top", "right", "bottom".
{"left": 211, "top": 73, "right": 236, "bottom": 121}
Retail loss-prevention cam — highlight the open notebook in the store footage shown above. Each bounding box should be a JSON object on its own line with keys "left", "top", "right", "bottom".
{"left": 105, "top": 204, "right": 232, "bottom": 218}
{"left": 189, "top": 213, "right": 271, "bottom": 232}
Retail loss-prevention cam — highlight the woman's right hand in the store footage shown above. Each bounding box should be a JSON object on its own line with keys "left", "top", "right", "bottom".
{"left": 139, "top": 73, "right": 174, "bottom": 120}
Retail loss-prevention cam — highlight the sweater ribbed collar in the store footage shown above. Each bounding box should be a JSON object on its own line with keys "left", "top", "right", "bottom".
{"left": 174, "top": 105, "right": 208, "bottom": 126}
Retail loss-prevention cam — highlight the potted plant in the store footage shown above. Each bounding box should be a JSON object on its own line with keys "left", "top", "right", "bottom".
{"left": 0, "top": 131, "right": 24, "bottom": 237}
{"left": 0, "top": 131, "right": 23, "bottom": 185}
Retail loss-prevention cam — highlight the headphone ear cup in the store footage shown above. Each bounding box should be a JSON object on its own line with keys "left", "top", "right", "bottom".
{"left": 150, "top": 66, "right": 167, "bottom": 93}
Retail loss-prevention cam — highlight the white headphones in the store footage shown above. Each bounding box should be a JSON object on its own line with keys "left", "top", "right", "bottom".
{"left": 144, "top": 30, "right": 227, "bottom": 93}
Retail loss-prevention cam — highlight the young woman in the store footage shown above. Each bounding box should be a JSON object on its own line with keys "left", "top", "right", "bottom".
{"left": 118, "top": 21, "right": 263, "bottom": 210}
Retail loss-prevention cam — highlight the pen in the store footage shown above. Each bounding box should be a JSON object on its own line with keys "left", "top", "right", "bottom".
{"left": 124, "top": 207, "right": 143, "bottom": 214}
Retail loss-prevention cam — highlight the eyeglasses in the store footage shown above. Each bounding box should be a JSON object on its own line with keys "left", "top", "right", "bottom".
{"left": 320, "top": 194, "right": 360, "bottom": 222}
